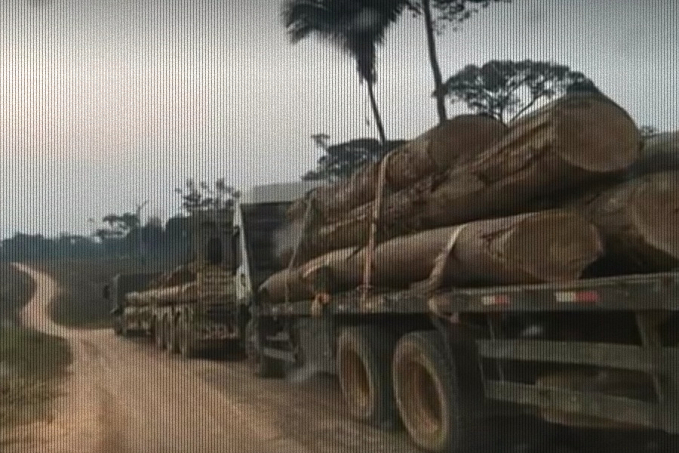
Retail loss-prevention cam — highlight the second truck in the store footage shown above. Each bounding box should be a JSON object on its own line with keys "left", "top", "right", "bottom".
{"left": 107, "top": 208, "right": 244, "bottom": 357}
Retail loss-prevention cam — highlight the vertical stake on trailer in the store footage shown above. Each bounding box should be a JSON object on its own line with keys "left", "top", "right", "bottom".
{"left": 359, "top": 152, "right": 394, "bottom": 305}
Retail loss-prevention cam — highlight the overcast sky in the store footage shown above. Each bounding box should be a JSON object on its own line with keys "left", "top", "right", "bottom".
{"left": 1, "top": 0, "right": 677, "bottom": 239}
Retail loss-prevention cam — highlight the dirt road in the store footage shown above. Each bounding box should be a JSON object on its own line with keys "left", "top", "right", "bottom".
{"left": 5, "top": 263, "right": 417, "bottom": 453}
{"left": 6, "top": 264, "right": 674, "bottom": 453}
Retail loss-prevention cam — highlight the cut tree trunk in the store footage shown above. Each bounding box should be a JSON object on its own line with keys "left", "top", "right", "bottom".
{"left": 289, "top": 93, "right": 641, "bottom": 261}
{"left": 573, "top": 171, "right": 679, "bottom": 275}
{"left": 630, "top": 130, "right": 679, "bottom": 176}
{"left": 259, "top": 210, "right": 603, "bottom": 304}
{"left": 286, "top": 114, "right": 507, "bottom": 223}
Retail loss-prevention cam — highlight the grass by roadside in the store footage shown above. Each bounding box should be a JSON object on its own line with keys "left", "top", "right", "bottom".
{"left": 0, "top": 327, "right": 72, "bottom": 426}
{"left": 0, "top": 264, "right": 36, "bottom": 323}
{"left": 0, "top": 263, "right": 72, "bottom": 429}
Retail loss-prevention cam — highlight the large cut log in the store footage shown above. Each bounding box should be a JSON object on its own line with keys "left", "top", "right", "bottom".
{"left": 286, "top": 114, "right": 507, "bottom": 222}
{"left": 573, "top": 171, "right": 679, "bottom": 275}
{"left": 283, "top": 93, "right": 641, "bottom": 262}
{"left": 127, "top": 282, "right": 200, "bottom": 306}
{"left": 630, "top": 130, "right": 679, "bottom": 176}
{"left": 260, "top": 210, "right": 603, "bottom": 304}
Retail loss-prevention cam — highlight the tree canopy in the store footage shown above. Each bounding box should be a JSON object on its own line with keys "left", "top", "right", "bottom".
{"left": 439, "top": 60, "right": 594, "bottom": 123}
{"left": 175, "top": 178, "right": 240, "bottom": 212}
{"left": 302, "top": 135, "right": 406, "bottom": 181}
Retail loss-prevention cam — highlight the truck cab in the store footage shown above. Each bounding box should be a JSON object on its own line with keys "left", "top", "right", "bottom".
{"left": 231, "top": 181, "right": 326, "bottom": 310}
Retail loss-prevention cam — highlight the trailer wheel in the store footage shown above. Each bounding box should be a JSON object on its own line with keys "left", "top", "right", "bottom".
{"left": 337, "top": 327, "right": 399, "bottom": 430}
{"left": 154, "top": 316, "right": 165, "bottom": 349}
{"left": 165, "top": 315, "right": 179, "bottom": 353}
{"left": 392, "top": 331, "right": 479, "bottom": 453}
{"left": 120, "top": 318, "right": 129, "bottom": 337}
{"left": 113, "top": 318, "right": 123, "bottom": 336}
{"left": 178, "top": 314, "right": 198, "bottom": 358}
{"left": 244, "top": 319, "right": 283, "bottom": 378}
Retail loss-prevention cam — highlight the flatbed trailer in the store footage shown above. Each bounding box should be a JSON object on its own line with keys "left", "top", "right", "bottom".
{"left": 248, "top": 269, "right": 679, "bottom": 452}
{"left": 231, "top": 181, "right": 679, "bottom": 452}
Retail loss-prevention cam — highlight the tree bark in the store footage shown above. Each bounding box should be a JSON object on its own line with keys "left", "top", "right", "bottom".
{"left": 285, "top": 114, "right": 506, "bottom": 223}
{"left": 260, "top": 210, "right": 603, "bottom": 304}
{"left": 367, "top": 81, "right": 387, "bottom": 145}
{"left": 573, "top": 171, "right": 679, "bottom": 275}
{"left": 422, "top": 0, "right": 447, "bottom": 124}
{"left": 630, "top": 130, "right": 679, "bottom": 176}
{"left": 294, "top": 93, "right": 641, "bottom": 261}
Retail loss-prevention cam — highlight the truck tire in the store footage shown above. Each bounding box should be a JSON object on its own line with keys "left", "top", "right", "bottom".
{"left": 392, "top": 331, "right": 480, "bottom": 453}
{"left": 244, "top": 319, "right": 283, "bottom": 378}
{"left": 121, "top": 318, "right": 129, "bottom": 337}
{"left": 178, "top": 314, "right": 198, "bottom": 358}
{"left": 165, "top": 315, "right": 179, "bottom": 353}
{"left": 154, "top": 316, "right": 165, "bottom": 349}
{"left": 113, "top": 318, "right": 123, "bottom": 336}
{"left": 337, "top": 327, "right": 399, "bottom": 430}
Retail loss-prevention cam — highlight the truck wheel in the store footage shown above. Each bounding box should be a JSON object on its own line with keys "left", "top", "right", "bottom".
{"left": 337, "top": 327, "right": 399, "bottom": 430}
{"left": 113, "top": 318, "right": 123, "bottom": 336}
{"left": 178, "top": 315, "right": 197, "bottom": 358}
{"left": 165, "top": 316, "right": 179, "bottom": 353}
{"left": 154, "top": 317, "right": 165, "bottom": 349}
{"left": 392, "top": 331, "right": 479, "bottom": 453}
{"left": 244, "top": 319, "right": 283, "bottom": 378}
{"left": 121, "top": 319, "right": 129, "bottom": 337}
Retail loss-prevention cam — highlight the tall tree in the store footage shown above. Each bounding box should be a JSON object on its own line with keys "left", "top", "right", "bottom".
{"left": 175, "top": 178, "right": 240, "bottom": 212}
{"left": 282, "top": 1, "right": 511, "bottom": 129}
{"left": 282, "top": 0, "right": 409, "bottom": 144}
{"left": 439, "top": 60, "right": 593, "bottom": 123}
{"left": 408, "top": 0, "right": 513, "bottom": 124}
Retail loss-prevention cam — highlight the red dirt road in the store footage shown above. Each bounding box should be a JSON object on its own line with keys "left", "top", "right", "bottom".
{"left": 4, "top": 263, "right": 415, "bottom": 453}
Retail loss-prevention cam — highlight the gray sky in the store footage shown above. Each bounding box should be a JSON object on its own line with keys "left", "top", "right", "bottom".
{"left": 1, "top": 0, "right": 677, "bottom": 239}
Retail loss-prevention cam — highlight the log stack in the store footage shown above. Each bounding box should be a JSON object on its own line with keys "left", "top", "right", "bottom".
{"left": 260, "top": 92, "right": 679, "bottom": 304}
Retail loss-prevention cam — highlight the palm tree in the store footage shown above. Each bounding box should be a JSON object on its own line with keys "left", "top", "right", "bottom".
{"left": 282, "top": 0, "right": 408, "bottom": 144}
{"left": 420, "top": 0, "right": 447, "bottom": 123}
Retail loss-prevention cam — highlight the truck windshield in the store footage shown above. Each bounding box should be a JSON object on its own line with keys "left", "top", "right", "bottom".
{"left": 240, "top": 202, "right": 291, "bottom": 288}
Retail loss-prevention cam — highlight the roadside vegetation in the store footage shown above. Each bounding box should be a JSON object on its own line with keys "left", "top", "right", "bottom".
{"left": 32, "top": 257, "right": 170, "bottom": 328}
{"left": 0, "top": 264, "right": 71, "bottom": 430}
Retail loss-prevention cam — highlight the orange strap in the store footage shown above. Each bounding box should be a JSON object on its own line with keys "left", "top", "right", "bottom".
{"left": 410, "top": 224, "right": 466, "bottom": 295}
{"left": 360, "top": 152, "right": 394, "bottom": 302}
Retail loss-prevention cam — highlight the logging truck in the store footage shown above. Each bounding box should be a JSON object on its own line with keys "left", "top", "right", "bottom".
{"left": 235, "top": 180, "right": 679, "bottom": 453}
{"left": 107, "top": 208, "right": 244, "bottom": 357}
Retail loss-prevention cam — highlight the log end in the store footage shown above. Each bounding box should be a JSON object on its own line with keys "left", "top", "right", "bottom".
{"left": 505, "top": 211, "right": 604, "bottom": 282}
{"left": 629, "top": 172, "right": 679, "bottom": 263}
{"left": 552, "top": 94, "right": 641, "bottom": 173}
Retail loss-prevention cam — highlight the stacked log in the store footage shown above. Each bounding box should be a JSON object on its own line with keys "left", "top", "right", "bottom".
{"left": 631, "top": 130, "right": 679, "bottom": 176}
{"left": 286, "top": 114, "right": 508, "bottom": 223}
{"left": 126, "top": 283, "right": 200, "bottom": 306}
{"left": 278, "top": 93, "right": 640, "bottom": 263}
{"left": 260, "top": 211, "right": 604, "bottom": 304}
{"left": 260, "top": 93, "right": 679, "bottom": 304}
{"left": 573, "top": 171, "right": 679, "bottom": 275}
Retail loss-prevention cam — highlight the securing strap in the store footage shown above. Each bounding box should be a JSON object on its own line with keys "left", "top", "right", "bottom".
{"left": 411, "top": 224, "right": 467, "bottom": 295}
{"left": 359, "top": 151, "right": 395, "bottom": 302}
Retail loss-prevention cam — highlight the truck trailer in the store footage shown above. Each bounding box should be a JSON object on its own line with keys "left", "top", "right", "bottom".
{"left": 230, "top": 180, "right": 679, "bottom": 453}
